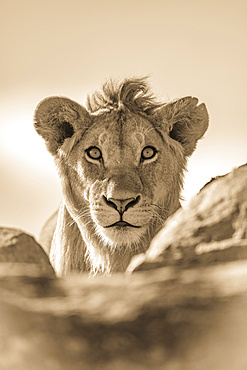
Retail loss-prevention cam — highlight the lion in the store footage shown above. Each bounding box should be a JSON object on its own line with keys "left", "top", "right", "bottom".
{"left": 34, "top": 77, "right": 209, "bottom": 276}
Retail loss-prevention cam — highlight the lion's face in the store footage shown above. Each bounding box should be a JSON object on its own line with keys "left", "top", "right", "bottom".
{"left": 63, "top": 110, "right": 184, "bottom": 248}
{"left": 34, "top": 78, "right": 208, "bottom": 260}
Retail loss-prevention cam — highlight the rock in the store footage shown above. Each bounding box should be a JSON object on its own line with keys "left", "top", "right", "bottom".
{"left": 0, "top": 228, "right": 55, "bottom": 276}
{"left": 127, "top": 164, "right": 247, "bottom": 272}
{"left": 1, "top": 260, "right": 247, "bottom": 370}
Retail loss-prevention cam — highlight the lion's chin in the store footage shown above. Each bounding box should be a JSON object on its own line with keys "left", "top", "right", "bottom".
{"left": 95, "top": 224, "right": 145, "bottom": 251}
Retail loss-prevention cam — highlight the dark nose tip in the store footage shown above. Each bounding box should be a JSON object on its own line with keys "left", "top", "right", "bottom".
{"left": 103, "top": 195, "right": 141, "bottom": 214}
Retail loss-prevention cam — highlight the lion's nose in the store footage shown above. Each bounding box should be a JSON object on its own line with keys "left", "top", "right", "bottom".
{"left": 103, "top": 195, "right": 141, "bottom": 214}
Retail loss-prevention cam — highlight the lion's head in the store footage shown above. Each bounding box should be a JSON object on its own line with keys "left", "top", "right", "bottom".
{"left": 34, "top": 78, "right": 209, "bottom": 275}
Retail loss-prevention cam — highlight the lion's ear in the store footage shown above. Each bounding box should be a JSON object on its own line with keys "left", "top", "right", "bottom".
{"left": 158, "top": 97, "right": 209, "bottom": 156}
{"left": 34, "top": 97, "right": 91, "bottom": 155}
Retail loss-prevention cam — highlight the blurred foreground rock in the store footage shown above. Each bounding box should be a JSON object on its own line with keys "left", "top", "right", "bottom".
{"left": 128, "top": 163, "right": 247, "bottom": 272}
{"left": 1, "top": 260, "right": 247, "bottom": 370}
{"left": 0, "top": 228, "right": 54, "bottom": 276}
{"left": 0, "top": 164, "right": 247, "bottom": 370}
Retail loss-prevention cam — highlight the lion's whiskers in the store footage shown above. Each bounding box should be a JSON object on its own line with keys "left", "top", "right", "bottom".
{"left": 66, "top": 208, "right": 91, "bottom": 227}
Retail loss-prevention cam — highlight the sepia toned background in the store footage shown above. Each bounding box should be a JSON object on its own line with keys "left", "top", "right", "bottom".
{"left": 0, "top": 0, "right": 246, "bottom": 237}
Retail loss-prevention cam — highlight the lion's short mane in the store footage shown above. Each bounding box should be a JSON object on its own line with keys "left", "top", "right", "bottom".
{"left": 86, "top": 77, "right": 163, "bottom": 115}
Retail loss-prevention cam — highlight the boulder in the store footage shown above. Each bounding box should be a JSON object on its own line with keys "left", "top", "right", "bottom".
{"left": 1, "top": 260, "right": 247, "bottom": 370}
{"left": 127, "top": 164, "right": 247, "bottom": 272}
{"left": 0, "top": 228, "right": 55, "bottom": 276}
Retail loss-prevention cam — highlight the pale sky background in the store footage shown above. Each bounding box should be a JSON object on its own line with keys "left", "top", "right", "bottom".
{"left": 0, "top": 0, "right": 246, "bottom": 238}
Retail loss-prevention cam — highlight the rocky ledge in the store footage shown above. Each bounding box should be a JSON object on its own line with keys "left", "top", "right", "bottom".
{"left": 128, "top": 163, "right": 247, "bottom": 272}
{"left": 0, "top": 164, "right": 246, "bottom": 370}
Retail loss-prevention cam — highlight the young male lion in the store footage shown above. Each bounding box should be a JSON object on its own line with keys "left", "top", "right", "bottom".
{"left": 34, "top": 78, "right": 209, "bottom": 276}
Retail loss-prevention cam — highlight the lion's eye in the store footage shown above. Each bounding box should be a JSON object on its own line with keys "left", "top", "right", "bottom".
{"left": 85, "top": 147, "right": 102, "bottom": 161}
{"left": 141, "top": 146, "right": 157, "bottom": 161}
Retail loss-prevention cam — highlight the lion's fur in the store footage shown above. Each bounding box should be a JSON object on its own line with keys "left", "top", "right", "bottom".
{"left": 34, "top": 77, "right": 209, "bottom": 276}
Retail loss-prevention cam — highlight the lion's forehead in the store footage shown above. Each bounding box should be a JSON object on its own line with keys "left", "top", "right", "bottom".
{"left": 98, "top": 129, "right": 145, "bottom": 148}
{"left": 85, "top": 113, "right": 163, "bottom": 160}
{"left": 98, "top": 130, "right": 144, "bottom": 164}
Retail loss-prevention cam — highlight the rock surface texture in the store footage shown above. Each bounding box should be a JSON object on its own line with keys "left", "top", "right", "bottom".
{"left": 0, "top": 164, "right": 247, "bottom": 370}
{"left": 128, "top": 163, "right": 247, "bottom": 272}
{"left": 0, "top": 228, "right": 54, "bottom": 276}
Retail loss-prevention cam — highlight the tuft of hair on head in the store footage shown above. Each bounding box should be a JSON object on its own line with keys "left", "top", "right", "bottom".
{"left": 86, "top": 77, "right": 164, "bottom": 115}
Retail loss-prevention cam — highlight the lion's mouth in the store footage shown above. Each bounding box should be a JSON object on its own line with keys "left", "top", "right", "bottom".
{"left": 105, "top": 221, "right": 141, "bottom": 228}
